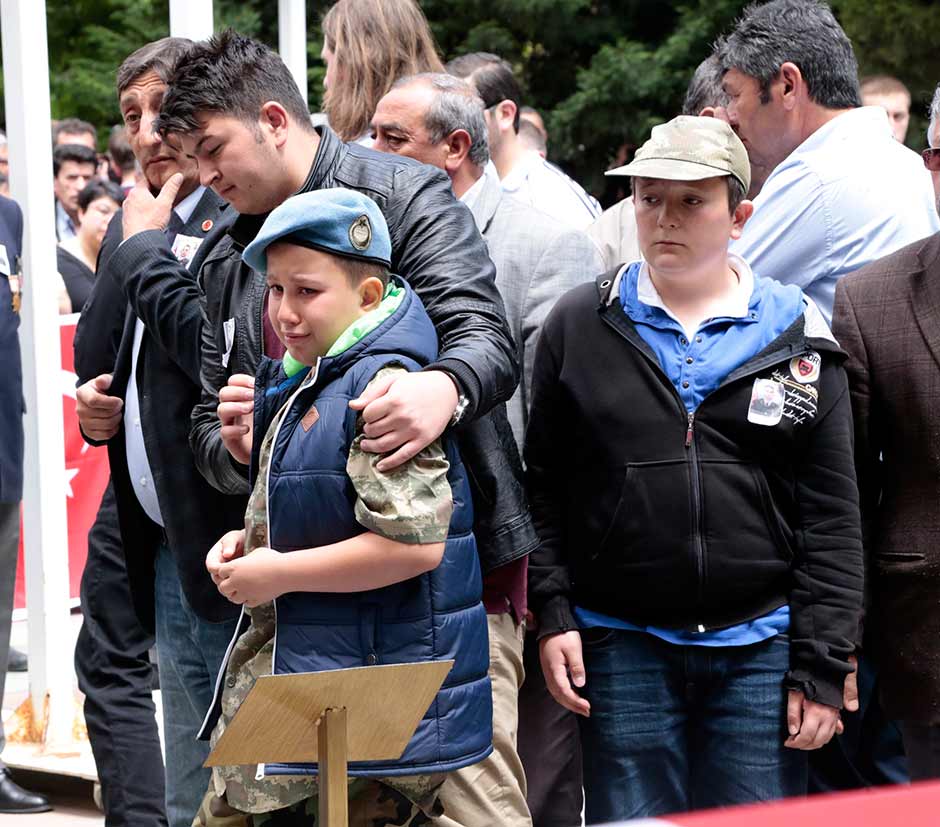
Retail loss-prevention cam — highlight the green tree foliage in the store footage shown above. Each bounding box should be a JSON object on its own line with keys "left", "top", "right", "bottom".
{"left": 0, "top": 0, "right": 935, "bottom": 196}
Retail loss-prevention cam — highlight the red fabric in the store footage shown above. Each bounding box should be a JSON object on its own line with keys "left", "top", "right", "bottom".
{"left": 482, "top": 555, "right": 527, "bottom": 621}
{"left": 663, "top": 780, "right": 940, "bottom": 827}
{"left": 14, "top": 318, "right": 109, "bottom": 609}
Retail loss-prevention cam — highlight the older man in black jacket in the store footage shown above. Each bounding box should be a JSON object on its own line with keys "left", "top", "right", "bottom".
{"left": 155, "top": 32, "right": 537, "bottom": 588}
{"left": 74, "top": 38, "right": 241, "bottom": 827}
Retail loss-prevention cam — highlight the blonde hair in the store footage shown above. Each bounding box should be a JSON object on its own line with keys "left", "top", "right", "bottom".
{"left": 322, "top": 0, "right": 445, "bottom": 142}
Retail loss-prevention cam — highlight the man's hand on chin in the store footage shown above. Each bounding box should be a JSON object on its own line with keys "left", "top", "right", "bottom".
{"left": 122, "top": 172, "right": 183, "bottom": 240}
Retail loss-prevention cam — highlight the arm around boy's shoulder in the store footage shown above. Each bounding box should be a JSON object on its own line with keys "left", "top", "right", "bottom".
{"left": 347, "top": 366, "right": 454, "bottom": 545}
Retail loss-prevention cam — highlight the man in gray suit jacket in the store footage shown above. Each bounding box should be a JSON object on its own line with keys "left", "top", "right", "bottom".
{"left": 372, "top": 72, "right": 601, "bottom": 827}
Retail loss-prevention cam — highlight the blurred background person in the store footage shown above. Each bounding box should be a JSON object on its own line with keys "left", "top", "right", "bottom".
{"left": 52, "top": 143, "right": 97, "bottom": 241}
{"left": 519, "top": 106, "right": 547, "bottom": 142}
{"left": 518, "top": 118, "right": 547, "bottom": 159}
{"left": 861, "top": 75, "right": 911, "bottom": 144}
{"left": 448, "top": 51, "right": 600, "bottom": 229}
{"left": 52, "top": 116, "right": 97, "bottom": 150}
{"left": 321, "top": 0, "right": 444, "bottom": 144}
{"left": 57, "top": 179, "right": 123, "bottom": 312}
{"left": 107, "top": 124, "right": 138, "bottom": 194}
{"left": 519, "top": 105, "right": 548, "bottom": 157}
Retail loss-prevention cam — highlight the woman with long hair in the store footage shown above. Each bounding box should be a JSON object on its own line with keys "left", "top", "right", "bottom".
{"left": 321, "top": 0, "right": 445, "bottom": 143}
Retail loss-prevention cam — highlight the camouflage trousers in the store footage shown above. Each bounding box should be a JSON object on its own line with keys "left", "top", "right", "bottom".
{"left": 193, "top": 780, "right": 442, "bottom": 827}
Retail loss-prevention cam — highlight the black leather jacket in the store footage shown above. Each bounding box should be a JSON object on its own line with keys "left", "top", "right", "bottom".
{"left": 191, "top": 126, "right": 537, "bottom": 572}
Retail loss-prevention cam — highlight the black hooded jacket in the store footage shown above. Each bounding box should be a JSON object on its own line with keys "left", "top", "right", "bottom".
{"left": 526, "top": 271, "right": 864, "bottom": 708}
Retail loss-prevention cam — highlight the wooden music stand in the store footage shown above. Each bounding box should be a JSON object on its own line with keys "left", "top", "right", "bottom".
{"left": 205, "top": 660, "right": 454, "bottom": 827}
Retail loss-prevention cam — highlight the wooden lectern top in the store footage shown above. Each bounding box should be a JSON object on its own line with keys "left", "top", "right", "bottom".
{"left": 206, "top": 660, "right": 454, "bottom": 767}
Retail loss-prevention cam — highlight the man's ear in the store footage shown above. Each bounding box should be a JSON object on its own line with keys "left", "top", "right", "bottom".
{"left": 494, "top": 99, "right": 517, "bottom": 133}
{"left": 778, "top": 62, "right": 803, "bottom": 110}
{"left": 260, "top": 101, "right": 291, "bottom": 146}
{"left": 443, "top": 129, "right": 473, "bottom": 173}
{"left": 359, "top": 275, "right": 385, "bottom": 310}
{"left": 730, "top": 198, "right": 754, "bottom": 239}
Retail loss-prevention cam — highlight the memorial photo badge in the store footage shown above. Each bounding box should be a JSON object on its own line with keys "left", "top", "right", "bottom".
{"left": 748, "top": 378, "right": 785, "bottom": 426}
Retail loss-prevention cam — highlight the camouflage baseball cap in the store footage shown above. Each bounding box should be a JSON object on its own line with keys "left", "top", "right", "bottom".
{"left": 606, "top": 115, "right": 751, "bottom": 193}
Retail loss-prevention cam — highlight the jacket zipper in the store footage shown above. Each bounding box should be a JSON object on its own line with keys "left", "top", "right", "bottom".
{"left": 599, "top": 308, "right": 808, "bottom": 632}
{"left": 265, "top": 356, "right": 322, "bottom": 678}
{"left": 685, "top": 412, "right": 706, "bottom": 624}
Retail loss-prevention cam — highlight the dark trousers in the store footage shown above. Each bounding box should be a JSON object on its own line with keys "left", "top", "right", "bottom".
{"left": 74, "top": 482, "right": 167, "bottom": 827}
{"left": 901, "top": 723, "right": 940, "bottom": 781}
{"left": 517, "top": 631, "right": 583, "bottom": 827}
{"left": 808, "top": 654, "right": 908, "bottom": 791}
{"left": 0, "top": 502, "right": 18, "bottom": 759}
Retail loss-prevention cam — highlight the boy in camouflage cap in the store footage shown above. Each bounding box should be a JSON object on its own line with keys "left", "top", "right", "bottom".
{"left": 526, "top": 116, "right": 863, "bottom": 820}
{"left": 198, "top": 188, "right": 492, "bottom": 826}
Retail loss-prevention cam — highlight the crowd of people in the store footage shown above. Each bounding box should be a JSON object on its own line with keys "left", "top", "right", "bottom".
{"left": 0, "top": 0, "right": 939, "bottom": 824}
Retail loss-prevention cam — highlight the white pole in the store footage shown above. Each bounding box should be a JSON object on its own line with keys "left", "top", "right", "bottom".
{"left": 279, "top": 0, "right": 308, "bottom": 106}
{"left": 169, "top": 0, "right": 213, "bottom": 40}
{"left": 0, "top": 0, "right": 73, "bottom": 747}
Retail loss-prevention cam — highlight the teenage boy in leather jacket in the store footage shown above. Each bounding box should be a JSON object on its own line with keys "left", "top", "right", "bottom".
{"left": 526, "top": 117, "right": 864, "bottom": 823}
{"left": 153, "top": 31, "right": 536, "bottom": 584}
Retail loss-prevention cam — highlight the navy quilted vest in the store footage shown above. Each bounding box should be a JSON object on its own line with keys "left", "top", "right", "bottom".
{"left": 252, "top": 279, "right": 491, "bottom": 777}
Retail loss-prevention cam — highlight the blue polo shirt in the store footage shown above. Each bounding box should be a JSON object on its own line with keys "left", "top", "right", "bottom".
{"left": 575, "top": 256, "right": 805, "bottom": 646}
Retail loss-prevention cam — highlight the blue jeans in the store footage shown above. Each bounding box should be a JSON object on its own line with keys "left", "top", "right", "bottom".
{"left": 578, "top": 628, "right": 806, "bottom": 823}
{"left": 154, "top": 546, "right": 238, "bottom": 827}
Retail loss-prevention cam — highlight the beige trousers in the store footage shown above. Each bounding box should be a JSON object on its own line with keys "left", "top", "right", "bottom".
{"left": 432, "top": 613, "right": 532, "bottom": 827}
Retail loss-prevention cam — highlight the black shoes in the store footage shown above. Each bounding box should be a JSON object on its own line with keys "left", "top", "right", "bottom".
{"left": 6, "top": 647, "right": 27, "bottom": 672}
{"left": 0, "top": 767, "right": 51, "bottom": 813}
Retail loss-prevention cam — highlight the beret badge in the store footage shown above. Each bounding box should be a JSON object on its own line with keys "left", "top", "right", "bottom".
{"left": 349, "top": 215, "right": 372, "bottom": 250}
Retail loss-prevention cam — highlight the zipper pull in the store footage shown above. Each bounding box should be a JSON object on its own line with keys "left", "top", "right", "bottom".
{"left": 685, "top": 412, "right": 695, "bottom": 449}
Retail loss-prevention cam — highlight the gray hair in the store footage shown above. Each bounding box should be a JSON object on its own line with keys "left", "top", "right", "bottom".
{"left": 392, "top": 73, "right": 490, "bottom": 167}
{"left": 116, "top": 37, "right": 193, "bottom": 97}
{"left": 682, "top": 55, "right": 728, "bottom": 116}
{"left": 929, "top": 84, "right": 940, "bottom": 147}
{"left": 717, "top": 0, "right": 861, "bottom": 110}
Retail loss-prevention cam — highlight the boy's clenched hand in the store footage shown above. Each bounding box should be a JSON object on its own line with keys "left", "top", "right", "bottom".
{"left": 216, "top": 546, "right": 285, "bottom": 608}
{"left": 217, "top": 374, "right": 255, "bottom": 465}
{"left": 206, "top": 529, "right": 246, "bottom": 586}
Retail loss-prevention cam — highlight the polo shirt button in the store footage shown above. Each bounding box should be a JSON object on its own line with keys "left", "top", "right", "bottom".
{"left": 366, "top": 653, "right": 378, "bottom": 665}
{"left": 682, "top": 381, "right": 690, "bottom": 389}
{"left": 679, "top": 337, "right": 687, "bottom": 345}
{"left": 686, "top": 357, "right": 693, "bottom": 365}
{"left": 696, "top": 336, "right": 702, "bottom": 343}
{"left": 226, "top": 674, "right": 236, "bottom": 688}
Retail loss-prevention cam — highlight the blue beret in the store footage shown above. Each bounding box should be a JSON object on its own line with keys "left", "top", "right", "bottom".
{"left": 242, "top": 188, "right": 392, "bottom": 274}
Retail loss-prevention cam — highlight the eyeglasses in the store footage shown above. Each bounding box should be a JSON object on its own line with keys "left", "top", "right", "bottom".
{"left": 923, "top": 147, "right": 940, "bottom": 172}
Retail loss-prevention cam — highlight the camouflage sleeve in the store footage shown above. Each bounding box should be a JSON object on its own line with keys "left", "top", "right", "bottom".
{"left": 347, "top": 367, "right": 453, "bottom": 544}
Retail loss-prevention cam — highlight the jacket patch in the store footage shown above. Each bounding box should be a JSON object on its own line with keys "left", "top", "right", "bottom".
{"left": 789, "top": 351, "right": 821, "bottom": 384}
{"left": 748, "top": 379, "right": 785, "bottom": 426}
{"left": 771, "top": 370, "right": 819, "bottom": 425}
{"left": 301, "top": 404, "right": 320, "bottom": 432}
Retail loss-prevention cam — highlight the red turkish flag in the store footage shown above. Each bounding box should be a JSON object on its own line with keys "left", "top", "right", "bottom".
{"left": 14, "top": 315, "right": 110, "bottom": 610}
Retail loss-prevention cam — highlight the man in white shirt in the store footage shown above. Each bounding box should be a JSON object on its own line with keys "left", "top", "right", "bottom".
{"left": 718, "top": 0, "right": 934, "bottom": 793}
{"left": 720, "top": 0, "right": 939, "bottom": 323}
{"left": 447, "top": 52, "right": 600, "bottom": 230}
